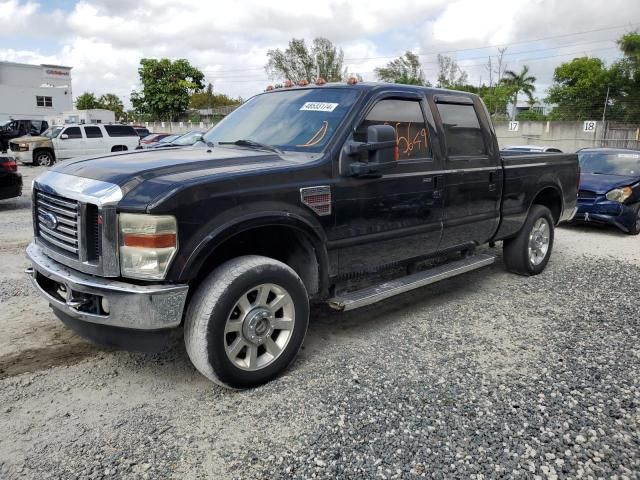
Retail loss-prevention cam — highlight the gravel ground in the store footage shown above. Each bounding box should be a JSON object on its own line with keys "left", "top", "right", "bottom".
{"left": 0, "top": 165, "right": 638, "bottom": 479}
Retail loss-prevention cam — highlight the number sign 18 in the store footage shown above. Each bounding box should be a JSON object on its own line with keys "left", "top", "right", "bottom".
{"left": 583, "top": 121, "right": 597, "bottom": 133}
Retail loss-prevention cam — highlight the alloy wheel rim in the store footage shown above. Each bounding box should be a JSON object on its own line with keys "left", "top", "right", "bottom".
{"left": 528, "top": 217, "right": 550, "bottom": 266}
{"left": 223, "top": 283, "right": 295, "bottom": 371}
{"left": 37, "top": 154, "right": 51, "bottom": 166}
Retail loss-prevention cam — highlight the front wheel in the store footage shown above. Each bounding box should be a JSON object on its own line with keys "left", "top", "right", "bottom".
{"left": 503, "top": 205, "right": 555, "bottom": 276}
{"left": 184, "top": 255, "right": 309, "bottom": 389}
{"left": 33, "top": 150, "right": 54, "bottom": 167}
{"left": 627, "top": 204, "right": 640, "bottom": 235}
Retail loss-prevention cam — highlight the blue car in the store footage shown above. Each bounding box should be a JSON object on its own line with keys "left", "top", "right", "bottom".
{"left": 575, "top": 148, "right": 640, "bottom": 235}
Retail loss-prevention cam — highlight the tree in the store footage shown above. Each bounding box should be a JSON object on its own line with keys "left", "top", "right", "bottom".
{"left": 190, "top": 83, "right": 241, "bottom": 109}
{"left": 130, "top": 58, "right": 205, "bottom": 121}
{"left": 75, "top": 92, "right": 100, "bottom": 110}
{"left": 374, "top": 51, "right": 427, "bottom": 86}
{"left": 610, "top": 32, "right": 640, "bottom": 122}
{"left": 545, "top": 57, "right": 610, "bottom": 120}
{"left": 501, "top": 65, "right": 536, "bottom": 119}
{"left": 98, "top": 93, "right": 124, "bottom": 120}
{"left": 436, "top": 55, "right": 468, "bottom": 88}
{"left": 266, "top": 37, "right": 344, "bottom": 83}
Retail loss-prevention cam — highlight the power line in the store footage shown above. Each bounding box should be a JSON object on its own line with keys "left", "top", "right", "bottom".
{"left": 201, "top": 22, "right": 638, "bottom": 74}
{"left": 206, "top": 45, "right": 622, "bottom": 83}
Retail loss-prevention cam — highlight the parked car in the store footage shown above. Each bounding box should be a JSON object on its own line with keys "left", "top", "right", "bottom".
{"left": 503, "top": 145, "right": 563, "bottom": 153}
{"left": 0, "top": 155, "right": 22, "bottom": 200}
{"left": 26, "top": 82, "right": 578, "bottom": 389}
{"left": 143, "top": 134, "right": 181, "bottom": 149}
{"left": 10, "top": 124, "right": 140, "bottom": 166}
{"left": 575, "top": 148, "right": 640, "bottom": 234}
{"left": 0, "top": 119, "right": 49, "bottom": 152}
{"left": 147, "top": 130, "right": 204, "bottom": 149}
{"left": 133, "top": 126, "right": 151, "bottom": 138}
{"left": 140, "top": 133, "right": 171, "bottom": 147}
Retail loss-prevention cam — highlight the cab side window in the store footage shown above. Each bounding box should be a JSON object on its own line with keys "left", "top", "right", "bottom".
{"left": 436, "top": 103, "right": 487, "bottom": 157}
{"left": 63, "top": 127, "right": 82, "bottom": 139}
{"left": 355, "top": 99, "right": 430, "bottom": 161}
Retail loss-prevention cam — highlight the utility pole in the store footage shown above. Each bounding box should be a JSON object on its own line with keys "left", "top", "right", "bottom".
{"left": 601, "top": 85, "right": 610, "bottom": 123}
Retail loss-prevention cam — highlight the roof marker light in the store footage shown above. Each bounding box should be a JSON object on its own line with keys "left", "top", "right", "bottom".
{"left": 346, "top": 76, "right": 358, "bottom": 85}
{"left": 284, "top": 80, "right": 293, "bottom": 88}
{"left": 298, "top": 79, "right": 309, "bottom": 86}
{"left": 265, "top": 85, "right": 274, "bottom": 91}
{"left": 315, "top": 77, "right": 327, "bottom": 86}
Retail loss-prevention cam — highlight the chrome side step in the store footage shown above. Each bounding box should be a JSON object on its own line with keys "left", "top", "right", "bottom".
{"left": 327, "top": 253, "right": 496, "bottom": 311}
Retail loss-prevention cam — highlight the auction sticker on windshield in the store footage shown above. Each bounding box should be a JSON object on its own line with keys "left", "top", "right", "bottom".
{"left": 300, "top": 102, "right": 339, "bottom": 112}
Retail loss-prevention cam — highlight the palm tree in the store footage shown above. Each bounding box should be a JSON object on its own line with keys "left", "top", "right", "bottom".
{"left": 501, "top": 65, "right": 536, "bottom": 119}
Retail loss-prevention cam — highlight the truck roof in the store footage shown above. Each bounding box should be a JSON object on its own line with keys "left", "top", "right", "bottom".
{"left": 261, "top": 81, "right": 478, "bottom": 99}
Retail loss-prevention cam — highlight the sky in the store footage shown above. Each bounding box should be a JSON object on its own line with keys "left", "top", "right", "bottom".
{"left": 1, "top": 0, "right": 639, "bottom": 108}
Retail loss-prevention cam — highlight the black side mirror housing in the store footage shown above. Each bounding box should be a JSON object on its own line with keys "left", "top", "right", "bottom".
{"left": 345, "top": 124, "right": 397, "bottom": 177}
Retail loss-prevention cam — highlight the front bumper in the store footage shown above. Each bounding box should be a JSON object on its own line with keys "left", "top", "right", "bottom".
{"left": 13, "top": 149, "right": 32, "bottom": 165}
{"left": 575, "top": 200, "right": 638, "bottom": 232}
{"left": 26, "top": 242, "right": 188, "bottom": 330}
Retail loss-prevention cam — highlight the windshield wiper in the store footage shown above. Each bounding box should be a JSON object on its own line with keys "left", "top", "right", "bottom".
{"left": 218, "top": 139, "right": 282, "bottom": 155}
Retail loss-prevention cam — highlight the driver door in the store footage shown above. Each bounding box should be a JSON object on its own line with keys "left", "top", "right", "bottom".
{"left": 329, "top": 95, "right": 444, "bottom": 277}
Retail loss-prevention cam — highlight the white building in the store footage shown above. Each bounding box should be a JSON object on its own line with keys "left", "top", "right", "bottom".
{"left": 49, "top": 109, "right": 115, "bottom": 126}
{"left": 0, "top": 61, "right": 73, "bottom": 123}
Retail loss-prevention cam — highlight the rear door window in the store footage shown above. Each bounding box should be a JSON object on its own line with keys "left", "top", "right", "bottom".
{"left": 63, "top": 127, "right": 82, "bottom": 139}
{"left": 104, "top": 125, "right": 137, "bottom": 137}
{"left": 84, "top": 126, "right": 103, "bottom": 138}
{"left": 436, "top": 103, "right": 487, "bottom": 157}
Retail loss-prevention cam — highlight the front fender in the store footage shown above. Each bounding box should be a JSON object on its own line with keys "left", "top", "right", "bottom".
{"left": 172, "top": 209, "right": 329, "bottom": 287}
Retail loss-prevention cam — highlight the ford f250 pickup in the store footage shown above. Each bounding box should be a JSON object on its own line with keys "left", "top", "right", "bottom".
{"left": 26, "top": 82, "right": 579, "bottom": 388}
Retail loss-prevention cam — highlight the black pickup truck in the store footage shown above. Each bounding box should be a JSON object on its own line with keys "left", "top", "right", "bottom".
{"left": 26, "top": 82, "right": 579, "bottom": 388}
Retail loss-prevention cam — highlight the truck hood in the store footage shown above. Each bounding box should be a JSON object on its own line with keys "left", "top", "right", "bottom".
{"left": 579, "top": 173, "right": 640, "bottom": 194}
{"left": 51, "top": 146, "right": 307, "bottom": 188}
{"left": 10, "top": 135, "right": 49, "bottom": 144}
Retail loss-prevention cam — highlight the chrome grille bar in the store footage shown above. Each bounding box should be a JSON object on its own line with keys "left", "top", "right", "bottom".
{"left": 35, "top": 189, "right": 80, "bottom": 259}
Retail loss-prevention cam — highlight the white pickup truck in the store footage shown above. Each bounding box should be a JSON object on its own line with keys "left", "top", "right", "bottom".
{"left": 9, "top": 124, "right": 141, "bottom": 166}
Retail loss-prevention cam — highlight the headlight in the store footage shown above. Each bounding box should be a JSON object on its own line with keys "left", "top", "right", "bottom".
{"left": 605, "top": 187, "right": 632, "bottom": 203}
{"left": 18, "top": 143, "right": 29, "bottom": 151}
{"left": 119, "top": 213, "right": 178, "bottom": 280}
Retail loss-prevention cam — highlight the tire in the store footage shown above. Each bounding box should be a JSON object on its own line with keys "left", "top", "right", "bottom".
{"left": 184, "top": 255, "right": 309, "bottom": 389}
{"left": 33, "top": 150, "right": 54, "bottom": 167}
{"left": 627, "top": 204, "right": 640, "bottom": 235}
{"left": 111, "top": 145, "right": 128, "bottom": 152}
{"left": 503, "top": 205, "right": 555, "bottom": 276}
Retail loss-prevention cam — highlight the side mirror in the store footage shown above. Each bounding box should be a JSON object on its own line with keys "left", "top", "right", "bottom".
{"left": 345, "top": 124, "right": 397, "bottom": 177}
{"left": 60, "top": 133, "right": 69, "bottom": 140}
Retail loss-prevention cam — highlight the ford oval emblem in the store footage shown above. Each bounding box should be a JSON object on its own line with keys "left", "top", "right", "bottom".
{"left": 42, "top": 211, "right": 58, "bottom": 230}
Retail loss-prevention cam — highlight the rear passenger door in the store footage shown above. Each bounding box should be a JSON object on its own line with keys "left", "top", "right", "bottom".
{"left": 433, "top": 97, "right": 502, "bottom": 250}
{"left": 83, "top": 126, "right": 105, "bottom": 155}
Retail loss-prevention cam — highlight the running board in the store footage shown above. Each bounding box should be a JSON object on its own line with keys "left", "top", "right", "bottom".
{"left": 327, "top": 254, "right": 496, "bottom": 311}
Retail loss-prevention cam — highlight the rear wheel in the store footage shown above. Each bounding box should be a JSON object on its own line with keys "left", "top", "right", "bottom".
{"left": 184, "top": 255, "right": 309, "bottom": 389}
{"left": 503, "top": 205, "right": 554, "bottom": 276}
{"left": 33, "top": 150, "right": 54, "bottom": 167}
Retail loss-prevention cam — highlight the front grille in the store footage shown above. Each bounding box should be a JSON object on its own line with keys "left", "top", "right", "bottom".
{"left": 9, "top": 143, "right": 19, "bottom": 152}
{"left": 578, "top": 190, "right": 597, "bottom": 199}
{"left": 35, "top": 190, "right": 80, "bottom": 258}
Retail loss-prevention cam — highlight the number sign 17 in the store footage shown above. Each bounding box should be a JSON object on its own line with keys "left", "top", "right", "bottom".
{"left": 508, "top": 121, "right": 519, "bottom": 132}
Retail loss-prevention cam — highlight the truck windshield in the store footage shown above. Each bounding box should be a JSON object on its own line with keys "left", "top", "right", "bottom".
{"left": 42, "top": 126, "right": 64, "bottom": 139}
{"left": 579, "top": 151, "right": 640, "bottom": 176}
{"left": 203, "top": 88, "right": 359, "bottom": 153}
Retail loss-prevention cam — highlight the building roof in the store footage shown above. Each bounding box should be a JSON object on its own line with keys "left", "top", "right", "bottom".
{"left": 0, "top": 61, "right": 72, "bottom": 70}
